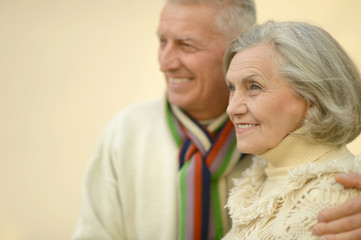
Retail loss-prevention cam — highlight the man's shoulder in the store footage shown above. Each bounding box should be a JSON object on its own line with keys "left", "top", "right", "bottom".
{"left": 112, "top": 98, "right": 164, "bottom": 122}
{"left": 117, "top": 98, "right": 164, "bottom": 116}
{"left": 103, "top": 98, "right": 166, "bottom": 134}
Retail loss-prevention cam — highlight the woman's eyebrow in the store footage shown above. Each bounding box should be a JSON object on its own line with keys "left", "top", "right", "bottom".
{"left": 242, "top": 74, "right": 260, "bottom": 82}
{"left": 225, "top": 73, "right": 261, "bottom": 87}
{"left": 236, "top": 74, "right": 261, "bottom": 84}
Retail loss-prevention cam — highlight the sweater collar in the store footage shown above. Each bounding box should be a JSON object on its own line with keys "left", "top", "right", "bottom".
{"left": 257, "top": 128, "right": 333, "bottom": 170}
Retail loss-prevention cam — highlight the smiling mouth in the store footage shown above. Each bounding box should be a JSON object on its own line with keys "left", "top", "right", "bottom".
{"left": 236, "top": 124, "right": 257, "bottom": 129}
{"left": 169, "top": 78, "right": 191, "bottom": 83}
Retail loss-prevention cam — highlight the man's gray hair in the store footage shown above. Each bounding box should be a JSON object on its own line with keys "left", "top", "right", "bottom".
{"left": 224, "top": 20, "right": 361, "bottom": 146}
{"left": 166, "top": 0, "right": 257, "bottom": 43}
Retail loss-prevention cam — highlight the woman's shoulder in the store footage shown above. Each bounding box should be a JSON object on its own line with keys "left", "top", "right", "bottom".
{"left": 287, "top": 151, "right": 361, "bottom": 207}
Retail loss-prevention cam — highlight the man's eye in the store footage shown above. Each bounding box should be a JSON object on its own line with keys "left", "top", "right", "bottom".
{"left": 181, "top": 43, "right": 197, "bottom": 53}
{"left": 159, "top": 38, "right": 167, "bottom": 46}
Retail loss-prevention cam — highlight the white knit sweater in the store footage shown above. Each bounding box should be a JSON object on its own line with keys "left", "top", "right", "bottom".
{"left": 72, "top": 98, "right": 254, "bottom": 240}
{"left": 223, "top": 132, "right": 361, "bottom": 240}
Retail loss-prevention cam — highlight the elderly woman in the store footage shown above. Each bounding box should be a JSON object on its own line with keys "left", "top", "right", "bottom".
{"left": 223, "top": 21, "right": 361, "bottom": 239}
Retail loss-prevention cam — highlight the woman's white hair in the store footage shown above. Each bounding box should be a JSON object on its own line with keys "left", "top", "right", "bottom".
{"left": 224, "top": 20, "right": 361, "bottom": 146}
{"left": 166, "top": 0, "right": 257, "bottom": 43}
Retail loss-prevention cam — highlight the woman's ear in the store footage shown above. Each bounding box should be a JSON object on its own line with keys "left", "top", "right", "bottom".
{"left": 305, "top": 102, "right": 314, "bottom": 119}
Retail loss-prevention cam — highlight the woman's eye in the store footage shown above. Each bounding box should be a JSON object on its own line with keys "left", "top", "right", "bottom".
{"left": 227, "top": 84, "right": 236, "bottom": 92}
{"left": 249, "top": 83, "right": 261, "bottom": 91}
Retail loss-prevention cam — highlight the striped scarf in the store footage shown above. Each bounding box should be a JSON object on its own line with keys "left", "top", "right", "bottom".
{"left": 166, "top": 103, "right": 242, "bottom": 240}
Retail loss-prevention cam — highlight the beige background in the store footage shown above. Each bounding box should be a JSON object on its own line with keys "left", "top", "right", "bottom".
{"left": 0, "top": 0, "right": 360, "bottom": 239}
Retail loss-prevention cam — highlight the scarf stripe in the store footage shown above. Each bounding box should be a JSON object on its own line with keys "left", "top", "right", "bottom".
{"left": 194, "top": 153, "right": 203, "bottom": 239}
{"left": 206, "top": 121, "right": 234, "bottom": 167}
{"left": 166, "top": 103, "right": 183, "bottom": 147}
{"left": 165, "top": 102, "right": 242, "bottom": 240}
{"left": 213, "top": 139, "right": 237, "bottom": 179}
{"left": 211, "top": 181, "right": 224, "bottom": 238}
{"left": 180, "top": 160, "right": 191, "bottom": 240}
{"left": 209, "top": 135, "right": 234, "bottom": 174}
{"left": 172, "top": 105, "right": 213, "bottom": 152}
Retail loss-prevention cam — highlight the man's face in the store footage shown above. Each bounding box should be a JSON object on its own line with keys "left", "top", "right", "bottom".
{"left": 157, "top": 2, "right": 230, "bottom": 120}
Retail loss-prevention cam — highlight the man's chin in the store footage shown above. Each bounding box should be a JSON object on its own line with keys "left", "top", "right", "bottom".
{"left": 168, "top": 94, "right": 195, "bottom": 112}
{"left": 168, "top": 94, "right": 192, "bottom": 108}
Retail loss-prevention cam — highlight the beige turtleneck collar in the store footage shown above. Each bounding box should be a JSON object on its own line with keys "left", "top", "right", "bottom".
{"left": 258, "top": 128, "right": 335, "bottom": 180}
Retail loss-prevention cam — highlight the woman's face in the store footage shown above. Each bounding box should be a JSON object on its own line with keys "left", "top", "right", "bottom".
{"left": 226, "top": 44, "right": 309, "bottom": 155}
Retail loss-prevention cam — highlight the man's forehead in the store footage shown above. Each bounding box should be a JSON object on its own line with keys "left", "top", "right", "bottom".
{"left": 158, "top": 3, "right": 215, "bottom": 30}
{"left": 161, "top": 2, "right": 215, "bottom": 19}
{"left": 156, "top": 19, "right": 218, "bottom": 44}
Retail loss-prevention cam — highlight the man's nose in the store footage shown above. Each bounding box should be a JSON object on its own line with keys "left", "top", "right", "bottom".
{"left": 159, "top": 45, "right": 181, "bottom": 72}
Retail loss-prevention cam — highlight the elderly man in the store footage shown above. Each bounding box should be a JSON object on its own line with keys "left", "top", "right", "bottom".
{"left": 73, "top": 0, "right": 361, "bottom": 239}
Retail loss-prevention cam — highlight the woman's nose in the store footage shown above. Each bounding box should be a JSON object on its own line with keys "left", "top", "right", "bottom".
{"left": 227, "top": 94, "right": 248, "bottom": 118}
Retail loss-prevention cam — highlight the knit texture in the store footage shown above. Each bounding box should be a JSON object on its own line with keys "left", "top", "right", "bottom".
{"left": 224, "top": 132, "right": 361, "bottom": 240}
{"left": 72, "top": 98, "right": 254, "bottom": 240}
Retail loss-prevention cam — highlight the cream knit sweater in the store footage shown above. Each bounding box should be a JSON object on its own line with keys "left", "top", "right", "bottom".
{"left": 72, "top": 98, "right": 254, "bottom": 240}
{"left": 223, "top": 132, "right": 361, "bottom": 239}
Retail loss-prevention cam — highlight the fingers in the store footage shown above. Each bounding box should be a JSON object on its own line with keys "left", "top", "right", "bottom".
{"left": 314, "top": 175, "right": 361, "bottom": 239}
{"left": 335, "top": 173, "right": 361, "bottom": 189}
{"left": 317, "top": 195, "right": 361, "bottom": 222}
{"left": 313, "top": 212, "right": 361, "bottom": 235}
{"left": 315, "top": 228, "right": 361, "bottom": 240}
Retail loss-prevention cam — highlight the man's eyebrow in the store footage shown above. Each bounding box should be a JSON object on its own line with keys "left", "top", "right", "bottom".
{"left": 156, "top": 32, "right": 195, "bottom": 41}
{"left": 176, "top": 36, "right": 194, "bottom": 41}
